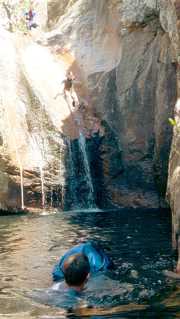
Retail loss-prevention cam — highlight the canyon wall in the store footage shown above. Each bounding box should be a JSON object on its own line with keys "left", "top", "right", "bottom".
{"left": 0, "top": 1, "right": 179, "bottom": 216}
{"left": 46, "top": 0, "right": 178, "bottom": 208}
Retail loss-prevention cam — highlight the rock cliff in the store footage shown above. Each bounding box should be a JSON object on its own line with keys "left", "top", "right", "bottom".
{"left": 46, "top": 0, "right": 178, "bottom": 208}
{"left": 0, "top": 0, "right": 179, "bottom": 231}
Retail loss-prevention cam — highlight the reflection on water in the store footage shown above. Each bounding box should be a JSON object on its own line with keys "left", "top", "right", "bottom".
{"left": 0, "top": 209, "right": 179, "bottom": 318}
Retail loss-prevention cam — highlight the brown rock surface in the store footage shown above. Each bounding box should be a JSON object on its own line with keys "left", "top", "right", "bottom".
{"left": 0, "top": 1, "right": 178, "bottom": 225}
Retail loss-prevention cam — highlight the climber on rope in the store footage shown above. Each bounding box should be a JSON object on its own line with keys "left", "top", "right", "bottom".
{"left": 52, "top": 241, "right": 113, "bottom": 291}
{"left": 63, "top": 71, "right": 75, "bottom": 97}
{"left": 25, "top": 6, "right": 38, "bottom": 30}
{"left": 54, "top": 71, "right": 75, "bottom": 100}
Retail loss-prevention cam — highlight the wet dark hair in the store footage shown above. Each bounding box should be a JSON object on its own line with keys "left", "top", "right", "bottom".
{"left": 63, "top": 253, "right": 90, "bottom": 286}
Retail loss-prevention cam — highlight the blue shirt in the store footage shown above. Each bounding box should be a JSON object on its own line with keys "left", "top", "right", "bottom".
{"left": 52, "top": 241, "right": 111, "bottom": 282}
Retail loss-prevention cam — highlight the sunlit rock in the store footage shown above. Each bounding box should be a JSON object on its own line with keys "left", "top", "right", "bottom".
{"left": 0, "top": 0, "right": 179, "bottom": 221}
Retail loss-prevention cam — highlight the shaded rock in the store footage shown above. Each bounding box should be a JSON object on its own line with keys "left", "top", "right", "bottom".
{"left": 165, "top": 0, "right": 180, "bottom": 270}
{"left": 89, "top": 28, "right": 176, "bottom": 208}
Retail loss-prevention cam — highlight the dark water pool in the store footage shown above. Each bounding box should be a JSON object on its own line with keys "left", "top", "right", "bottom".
{"left": 0, "top": 209, "right": 179, "bottom": 318}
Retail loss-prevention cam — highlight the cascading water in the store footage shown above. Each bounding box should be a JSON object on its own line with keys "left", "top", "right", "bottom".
{"left": 30, "top": 134, "right": 46, "bottom": 209}
{"left": 59, "top": 86, "right": 96, "bottom": 210}
{"left": 63, "top": 95, "right": 96, "bottom": 210}
{"left": 78, "top": 132, "right": 95, "bottom": 208}
{"left": 19, "top": 165, "right": 24, "bottom": 209}
{"left": 58, "top": 140, "right": 66, "bottom": 209}
{"left": 66, "top": 138, "right": 80, "bottom": 209}
{"left": 39, "top": 164, "right": 45, "bottom": 209}
{"left": 65, "top": 133, "right": 96, "bottom": 210}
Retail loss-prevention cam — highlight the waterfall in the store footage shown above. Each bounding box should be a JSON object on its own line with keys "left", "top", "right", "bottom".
{"left": 50, "top": 186, "right": 53, "bottom": 208}
{"left": 30, "top": 134, "right": 46, "bottom": 209}
{"left": 59, "top": 141, "right": 65, "bottom": 209}
{"left": 61, "top": 91, "right": 96, "bottom": 210}
{"left": 66, "top": 138, "right": 79, "bottom": 209}
{"left": 78, "top": 132, "right": 95, "bottom": 208}
{"left": 65, "top": 133, "right": 96, "bottom": 210}
{"left": 39, "top": 165, "right": 45, "bottom": 209}
{"left": 20, "top": 165, "right": 24, "bottom": 210}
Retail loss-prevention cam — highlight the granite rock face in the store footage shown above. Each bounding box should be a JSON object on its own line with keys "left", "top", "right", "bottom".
{"left": 0, "top": 27, "right": 68, "bottom": 210}
{"left": 0, "top": 1, "right": 178, "bottom": 217}
{"left": 90, "top": 29, "right": 176, "bottom": 208}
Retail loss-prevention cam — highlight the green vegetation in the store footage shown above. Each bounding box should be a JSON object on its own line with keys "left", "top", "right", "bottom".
{"left": 168, "top": 118, "right": 177, "bottom": 127}
{"left": 169, "top": 117, "right": 180, "bottom": 157}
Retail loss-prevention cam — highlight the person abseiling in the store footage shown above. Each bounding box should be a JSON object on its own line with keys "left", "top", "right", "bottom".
{"left": 63, "top": 71, "right": 75, "bottom": 96}
{"left": 25, "top": 6, "right": 38, "bottom": 30}
{"left": 54, "top": 71, "right": 75, "bottom": 100}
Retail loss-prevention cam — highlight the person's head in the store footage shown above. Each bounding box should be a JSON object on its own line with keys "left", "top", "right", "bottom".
{"left": 67, "top": 71, "right": 74, "bottom": 79}
{"left": 63, "top": 253, "right": 90, "bottom": 290}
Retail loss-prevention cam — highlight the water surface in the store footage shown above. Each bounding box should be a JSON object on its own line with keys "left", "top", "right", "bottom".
{"left": 0, "top": 209, "right": 179, "bottom": 318}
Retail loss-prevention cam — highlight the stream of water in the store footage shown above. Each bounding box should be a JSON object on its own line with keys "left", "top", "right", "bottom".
{"left": 66, "top": 138, "right": 80, "bottom": 210}
{"left": 77, "top": 133, "right": 95, "bottom": 209}
{"left": 0, "top": 209, "right": 179, "bottom": 319}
